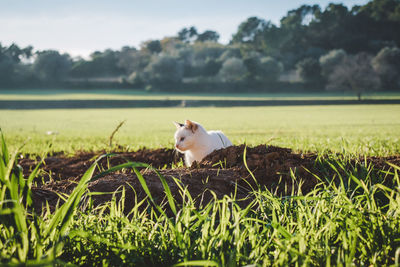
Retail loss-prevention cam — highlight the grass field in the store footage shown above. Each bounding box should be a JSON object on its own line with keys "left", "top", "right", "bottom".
{"left": 0, "top": 105, "right": 399, "bottom": 156}
{"left": 1, "top": 97, "right": 400, "bottom": 265}
{"left": 1, "top": 124, "right": 400, "bottom": 266}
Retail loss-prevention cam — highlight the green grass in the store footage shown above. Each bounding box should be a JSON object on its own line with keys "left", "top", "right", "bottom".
{"left": 1, "top": 92, "right": 400, "bottom": 265}
{"left": 1, "top": 105, "right": 399, "bottom": 156}
{"left": 1, "top": 132, "right": 400, "bottom": 266}
{"left": 1, "top": 88, "right": 400, "bottom": 100}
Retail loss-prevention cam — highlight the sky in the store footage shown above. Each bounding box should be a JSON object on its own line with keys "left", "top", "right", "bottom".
{"left": 0, "top": 0, "right": 370, "bottom": 58}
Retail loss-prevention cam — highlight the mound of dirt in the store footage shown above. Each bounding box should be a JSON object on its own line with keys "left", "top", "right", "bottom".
{"left": 23, "top": 145, "right": 400, "bottom": 213}
{"left": 21, "top": 148, "right": 184, "bottom": 182}
{"left": 199, "top": 145, "right": 319, "bottom": 193}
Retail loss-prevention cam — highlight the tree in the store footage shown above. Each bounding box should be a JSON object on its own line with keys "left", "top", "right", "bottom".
{"left": 307, "top": 4, "right": 354, "bottom": 51}
{"left": 280, "top": 4, "right": 320, "bottom": 29}
{"left": 228, "top": 1, "right": 400, "bottom": 69}
{"left": 359, "top": 0, "right": 400, "bottom": 22}
{"left": 0, "top": 44, "right": 17, "bottom": 86}
{"left": 0, "top": 43, "right": 34, "bottom": 87}
{"left": 178, "top": 26, "right": 198, "bottom": 43}
{"left": 326, "top": 53, "right": 381, "bottom": 100}
{"left": 196, "top": 30, "right": 220, "bottom": 43}
{"left": 141, "top": 40, "right": 162, "bottom": 54}
{"left": 218, "top": 58, "right": 247, "bottom": 82}
{"left": 178, "top": 27, "right": 220, "bottom": 44}
{"left": 352, "top": 0, "right": 400, "bottom": 52}
{"left": 372, "top": 46, "right": 400, "bottom": 90}
{"left": 258, "top": 57, "right": 283, "bottom": 82}
{"left": 117, "top": 46, "right": 137, "bottom": 73}
{"left": 232, "top": 17, "right": 268, "bottom": 44}
{"left": 127, "top": 71, "right": 145, "bottom": 87}
{"left": 243, "top": 52, "right": 262, "bottom": 79}
{"left": 279, "top": 5, "right": 321, "bottom": 56}
{"left": 33, "top": 50, "right": 72, "bottom": 82}
{"left": 176, "top": 43, "right": 224, "bottom": 78}
{"left": 6, "top": 43, "right": 32, "bottom": 62}
{"left": 117, "top": 47, "right": 151, "bottom": 75}
{"left": 319, "top": 49, "right": 347, "bottom": 78}
{"left": 242, "top": 52, "right": 282, "bottom": 82}
{"left": 218, "top": 46, "right": 242, "bottom": 62}
{"left": 160, "top": 37, "right": 185, "bottom": 53}
{"left": 203, "top": 58, "right": 222, "bottom": 76}
{"left": 257, "top": 22, "right": 283, "bottom": 57}
{"left": 143, "top": 55, "right": 183, "bottom": 88}
{"left": 192, "top": 42, "right": 226, "bottom": 60}
{"left": 296, "top": 57, "right": 322, "bottom": 85}
{"left": 70, "top": 49, "right": 123, "bottom": 77}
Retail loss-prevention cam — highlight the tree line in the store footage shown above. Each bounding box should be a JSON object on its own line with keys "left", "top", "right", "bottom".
{"left": 1, "top": 0, "right": 400, "bottom": 97}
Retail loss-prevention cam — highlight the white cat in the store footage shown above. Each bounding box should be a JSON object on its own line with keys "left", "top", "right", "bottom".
{"left": 173, "top": 120, "right": 232, "bottom": 167}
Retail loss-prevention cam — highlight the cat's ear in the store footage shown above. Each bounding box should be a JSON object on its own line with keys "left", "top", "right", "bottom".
{"left": 185, "top": 120, "right": 198, "bottom": 133}
{"left": 173, "top": 121, "right": 184, "bottom": 129}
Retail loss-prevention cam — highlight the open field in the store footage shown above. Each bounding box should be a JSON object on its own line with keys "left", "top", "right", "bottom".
{"left": 1, "top": 128, "right": 400, "bottom": 265}
{"left": 1, "top": 103, "right": 400, "bottom": 266}
{"left": 0, "top": 105, "right": 399, "bottom": 156}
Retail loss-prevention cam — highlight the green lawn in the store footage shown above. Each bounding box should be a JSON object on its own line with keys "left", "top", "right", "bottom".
{"left": 1, "top": 105, "right": 399, "bottom": 156}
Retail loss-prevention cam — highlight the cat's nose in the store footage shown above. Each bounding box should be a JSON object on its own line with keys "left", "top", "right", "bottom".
{"left": 175, "top": 144, "right": 179, "bottom": 149}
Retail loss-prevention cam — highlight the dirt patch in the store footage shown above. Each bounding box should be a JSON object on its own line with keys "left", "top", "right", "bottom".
{"left": 21, "top": 148, "right": 184, "bottom": 182}
{"left": 23, "top": 145, "right": 400, "bottom": 213}
{"left": 199, "top": 145, "right": 320, "bottom": 194}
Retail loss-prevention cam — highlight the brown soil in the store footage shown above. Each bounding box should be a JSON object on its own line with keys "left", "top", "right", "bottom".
{"left": 20, "top": 145, "right": 400, "bottom": 213}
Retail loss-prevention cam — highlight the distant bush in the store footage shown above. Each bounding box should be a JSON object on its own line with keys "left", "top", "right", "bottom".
{"left": 372, "top": 46, "right": 400, "bottom": 90}
{"left": 258, "top": 57, "right": 284, "bottom": 82}
{"left": 218, "top": 58, "right": 247, "bottom": 82}
{"left": 326, "top": 53, "right": 381, "bottom": 100}
{"left": 33, "top": 50, "right": 72, "bottom": 83}
{"left": 319, "top": 49, "right": 347, "bottom": 78}
{"left": 296, "top": 58, "right": 323, "bottom": 90}
{"left": 142, "top": 55, "right": 184, "bottom": 89}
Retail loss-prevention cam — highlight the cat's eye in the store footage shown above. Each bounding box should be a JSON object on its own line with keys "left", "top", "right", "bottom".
{"left": 180, "top": 137, "right": 185, "bottom": 141}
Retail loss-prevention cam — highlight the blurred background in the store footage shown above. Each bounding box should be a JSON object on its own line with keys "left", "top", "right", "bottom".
{"left": 1, "top": 0, "right": 399, "bottom": 98}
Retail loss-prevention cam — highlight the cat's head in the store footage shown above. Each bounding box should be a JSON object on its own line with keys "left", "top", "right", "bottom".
{"left": 173, "top": 120, "right": 199, "bottom": 152}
